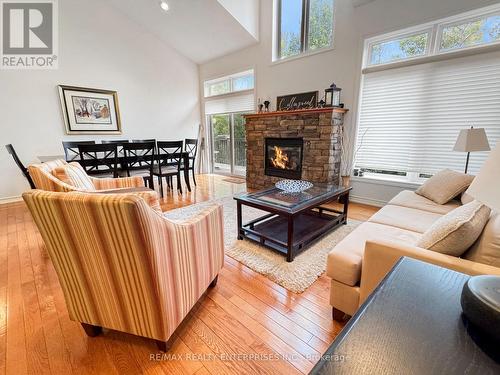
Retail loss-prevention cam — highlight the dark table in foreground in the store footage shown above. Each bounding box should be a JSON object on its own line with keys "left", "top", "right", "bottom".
{"left": 310, "top": 257, "right": 500, "bottom": 375}
{"left": 234, "top": 184, "right": 351, "bottom": 262}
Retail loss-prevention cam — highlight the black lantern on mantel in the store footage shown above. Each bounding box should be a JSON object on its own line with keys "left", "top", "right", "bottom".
{"left": 325, "top": 83, "right": 341, "bottom": 107}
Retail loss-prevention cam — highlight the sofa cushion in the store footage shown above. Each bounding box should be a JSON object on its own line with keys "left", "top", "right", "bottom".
{"left": 415, "top": 169, "right": 474, "bottom": 204}
{"left": 461, "top": 191, "right": 475, "bottom": 205}
{"left": 368, "top": 204, "right": 443, "bottom": 233}
{"left": 326, "top": 222, "right": 421, "bottom": 286}
{"left": 417, "top": 201, "right": 491, "bottom": 256}
{"left": 389, "top": 190, "right": 461, "bottom": 215}
{"left": 52, "top": 164, "right": 96, "bottom": 191}
{"left": 463, "top": 211, "right": 500, "bottom": 268}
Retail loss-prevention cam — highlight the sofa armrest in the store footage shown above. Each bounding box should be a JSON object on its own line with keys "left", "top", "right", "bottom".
{"left": 359, "top": 240, "right": 500, "bottom": 305}
{"left": 91, "top": 176, "right": 145, "bottom": 190}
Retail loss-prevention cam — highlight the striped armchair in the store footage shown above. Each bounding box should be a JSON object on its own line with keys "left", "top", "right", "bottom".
{"left": 28, "top": 159, "right": 161, "bottom": 212}
{"left": 23, "top": 190, "right": 224, "bottom": 351}
{"left": 28, "top": 159, "right": 145, "bottom": 192}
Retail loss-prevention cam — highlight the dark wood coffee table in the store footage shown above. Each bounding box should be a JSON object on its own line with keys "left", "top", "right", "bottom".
{"left": 234, "top": 184, "right": 351, "bottom": 262}
{"left": 310, "top": 258, "right": 500, "bottom": 374}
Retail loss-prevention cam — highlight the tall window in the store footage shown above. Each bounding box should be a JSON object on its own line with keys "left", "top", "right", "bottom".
{"left": 356, "top": 5, "right": 500, "bottom": 181}
{"left": 276, "top": 0, "right": 334, "bottom": 60}
{"left": 204, "top": 70, "right": 255, "bottom": 176}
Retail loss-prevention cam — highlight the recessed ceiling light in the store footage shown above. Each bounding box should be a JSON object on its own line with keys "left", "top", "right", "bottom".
{"left": 159, "top": 0, "right": 169, "bottom": 12}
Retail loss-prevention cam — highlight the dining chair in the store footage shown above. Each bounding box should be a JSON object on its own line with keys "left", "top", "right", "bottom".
{"left": 62, "top": 140, "right": 95, "bottom": 162}
{"left": 184, "top": 138, "right": 198, "bottom": 186}
{"left": 132, "top": 139, "right": 156, "bottom": 143}
{"left": 153, "top": 141, "right": 183, "bottom": 196}
{"left": 78, "top": 143, "right": 119, "bottom": 178}
{"left": 123, "top": 141, "right": 155, "bottom": 188}
{"left": 5, "top": 144, "right": 36, "bottom": 188}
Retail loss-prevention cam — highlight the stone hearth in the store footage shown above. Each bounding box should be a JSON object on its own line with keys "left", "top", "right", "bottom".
{"left": 244, "top": 107, "right": 348, "bottom": 190}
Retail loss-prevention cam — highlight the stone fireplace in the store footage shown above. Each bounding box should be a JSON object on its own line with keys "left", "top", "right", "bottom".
{"left": 244, "top": 107, "right": 348, "bottom": 190}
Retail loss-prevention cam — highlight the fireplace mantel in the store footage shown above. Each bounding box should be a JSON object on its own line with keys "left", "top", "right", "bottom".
{"left": 244, "top": 107, "right": 348, "bottom": 119}
{"left": 245, "top": 106, "right": 347, "bottom": 189}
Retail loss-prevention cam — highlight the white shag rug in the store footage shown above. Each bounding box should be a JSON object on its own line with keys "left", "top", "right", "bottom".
{"left": 164, "top": 196, "right": 360, "bottom": 293}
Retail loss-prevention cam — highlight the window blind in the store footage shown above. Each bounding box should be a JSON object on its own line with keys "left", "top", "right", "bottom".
{"left": 204, "top": 92, "right": 255, "bottom": 115}
{"left": 356, "top": 51, "right": 500, "bottom": 175}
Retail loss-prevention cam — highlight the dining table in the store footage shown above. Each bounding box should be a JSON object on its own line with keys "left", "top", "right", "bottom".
{"left": 37, "top": 152, "right": 192, "bottom": 193}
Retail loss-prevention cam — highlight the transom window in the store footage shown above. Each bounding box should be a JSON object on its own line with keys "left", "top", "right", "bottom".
{"left": 204, "top": 70, "right": 254, "bottom": 98}
{"left": 276, "top": 0, "right": 335, "bottom": 60}
{"left": 439, "top": 14, "right": 500, "bottom": 52}
{"left": 366, "top": 4, "right": 500, "bottom": 67}
{"left": 369, "top": 32, "right": 430, "bottom": 66}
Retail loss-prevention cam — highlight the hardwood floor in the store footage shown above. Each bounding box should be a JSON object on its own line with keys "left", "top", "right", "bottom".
{"left": 0, "top": 174, "right": 378, "bottom": 375}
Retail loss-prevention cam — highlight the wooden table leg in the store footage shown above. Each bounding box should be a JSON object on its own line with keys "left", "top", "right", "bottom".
{"left": 183, "top": 153, "right": 191, "bottom": 192}
{"left": 287, "top": 216, "right": 294, "bottom": 262}
{"left": 237, "top": 202, "right": 243, "bottom": 240}
{"left": 342, "top": 191, "right": 350, "bottom": 224}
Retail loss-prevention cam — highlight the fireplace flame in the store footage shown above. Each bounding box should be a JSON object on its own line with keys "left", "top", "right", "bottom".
{"left": 271, "top": 146, "right": 290, "bottom": 169}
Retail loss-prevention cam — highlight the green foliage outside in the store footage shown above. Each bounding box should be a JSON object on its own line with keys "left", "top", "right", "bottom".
{"left": 212, "top": 114, "right": 246, "bottom": 140}
{"left": 440, "top": 18, "right": 500, "bottom": 50}
{"left": 308, "top": 0, "right": 334, "bottom": 50}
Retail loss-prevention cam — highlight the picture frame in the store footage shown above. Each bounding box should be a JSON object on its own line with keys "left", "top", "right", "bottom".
{"left": 58, "top": 85, "right": 122, "bottom": 135}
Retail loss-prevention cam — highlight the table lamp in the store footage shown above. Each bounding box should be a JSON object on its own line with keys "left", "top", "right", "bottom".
{"left": 461, "top": 143, "right": 500, "bottom": 343}
{"left": 453, "top": 126, "right": 490, "bottom": 173}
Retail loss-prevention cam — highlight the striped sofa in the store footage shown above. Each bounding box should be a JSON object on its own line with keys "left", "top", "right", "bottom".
{"left": 23, "top": 190, "right": 224, "bottom": 351}
{"left": 28, "top": 159, "right": 161, "bottom": 212}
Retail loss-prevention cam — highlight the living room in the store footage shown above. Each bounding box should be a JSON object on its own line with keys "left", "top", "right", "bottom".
{"left": 1, "top": 0, "right": 500, "bottom": 374}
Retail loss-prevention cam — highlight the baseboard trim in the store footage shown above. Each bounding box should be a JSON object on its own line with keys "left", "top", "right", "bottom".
{"left": 350, "top": 195, "right": 386, "bottom": 208}
{"left": 0, "top": 195, "right": 23, "bottom": 205}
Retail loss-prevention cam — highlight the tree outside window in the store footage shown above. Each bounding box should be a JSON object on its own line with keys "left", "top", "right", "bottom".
{"left": 278, "top": 0, "right": 334, "bottom": 60}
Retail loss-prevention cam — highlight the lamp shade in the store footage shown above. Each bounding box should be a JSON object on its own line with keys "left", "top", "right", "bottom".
{"left": 453, "top": 128, "right": 490, "bottom": 152}
{"left": 467, "top": 144, "right": 500, "bottom": 211}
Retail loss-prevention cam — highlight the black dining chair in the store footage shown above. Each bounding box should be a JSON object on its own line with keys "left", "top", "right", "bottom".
{"left": 5, "top": 144, "right": 36, "bottom": 188}
{"left": 62, "top": 141, "right": 96, "bottom": 162}
{"left": 153, "top": 141, "right": 183, "bottom": 196}
{"left": 78, "top": 143, "right": 119, "bottom": 178}
{"left": 183, "top": 138, "right": 198, "bottom": 186}
{"left": 132, "top": 139, "right": 156, "bottom": 143}
{"left": 123, "top": 142, "right": 155, "bottom": 188}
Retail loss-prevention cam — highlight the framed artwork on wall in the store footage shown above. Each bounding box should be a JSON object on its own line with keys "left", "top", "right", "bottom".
{"left": 58, "top": 85, "right": 122, "bottom": 134}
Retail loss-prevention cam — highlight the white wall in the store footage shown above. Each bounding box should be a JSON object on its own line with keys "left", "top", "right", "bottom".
{"left": 199, "top": 0, "right": 499, "bottom": 205}
{"left": 217, "top": 0, "right": 260, "bottom": 40}
{"left": 0, "top": 0, "right": 200, "bottom": 201}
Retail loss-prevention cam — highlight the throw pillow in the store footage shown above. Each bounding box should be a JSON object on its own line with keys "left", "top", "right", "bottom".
{"left": 416, "top": 169, "right": 474, "bottom": 205}
{"left": 52, "top": 164, "right": 96, "bottom": 191}
{"left": 417, "top": 200, "right": 491, "bottom": 256}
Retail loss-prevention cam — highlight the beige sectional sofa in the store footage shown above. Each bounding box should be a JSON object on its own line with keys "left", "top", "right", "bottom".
{"left": 326, "top": 190, "right": 500, "bottom": 319}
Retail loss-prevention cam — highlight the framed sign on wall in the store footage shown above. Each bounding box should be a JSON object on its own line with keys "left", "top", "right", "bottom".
{"left": 58, "top": 85, "right": 122, "bottom": 135}
{"left": 277, "top": 91, "right": 318, "bottom": 111}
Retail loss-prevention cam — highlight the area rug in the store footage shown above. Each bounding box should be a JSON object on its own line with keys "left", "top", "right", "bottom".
{"left": 222, "top": 177, "right": 246, "bottom": 184}
{"left": 164, "top": 196, "right": 360, "bottom": 293}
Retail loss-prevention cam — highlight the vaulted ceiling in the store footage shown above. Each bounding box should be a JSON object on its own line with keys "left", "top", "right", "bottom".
{"left": 106, "top": 0, "right": 260, "bottom": 64}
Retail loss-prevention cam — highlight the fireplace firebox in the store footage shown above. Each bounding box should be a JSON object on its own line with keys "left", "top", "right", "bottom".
{"left": 265, "top": 138, "right": 304, "bottom": 179}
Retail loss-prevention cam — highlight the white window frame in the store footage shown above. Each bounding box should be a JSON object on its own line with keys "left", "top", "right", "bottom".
{"left": 273, "top": 0, "right": 335, "bottom": 62}
{"left": 363, "top": 3, "right": 500, "bottom": 69}
{"left": 204, "top": 69, "right": 255, "bottom": 98}
{"left": 366, "top": 28, "right": 433, "bottom": 67}
{"left": 436, "top": 10, "right": 500, "bottom": 54}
